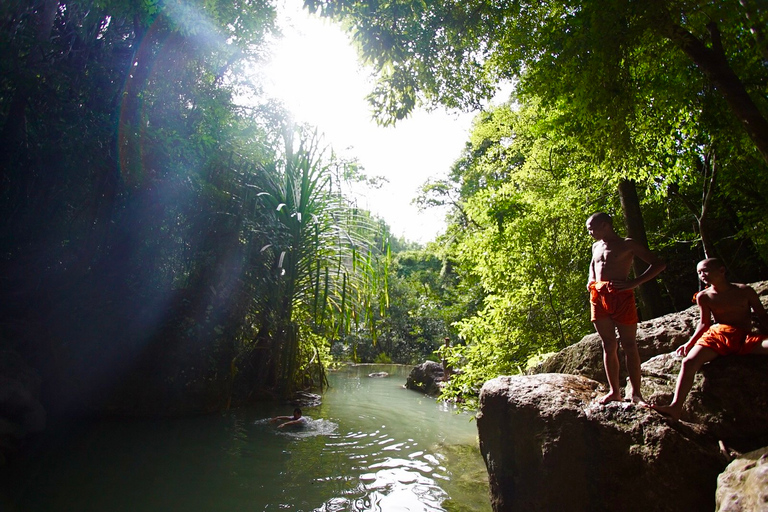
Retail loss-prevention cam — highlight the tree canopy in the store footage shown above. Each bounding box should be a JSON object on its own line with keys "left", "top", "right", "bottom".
{"left": 306, "top": 0, "right": 768, "bottom": 164}
{"left": 305, "top": 0, "right": 768, "bottom": 402}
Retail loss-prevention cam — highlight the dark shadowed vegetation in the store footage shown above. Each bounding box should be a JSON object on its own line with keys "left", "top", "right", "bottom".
{"left": 2, "top": 0, "right": 768, "bottom": 422}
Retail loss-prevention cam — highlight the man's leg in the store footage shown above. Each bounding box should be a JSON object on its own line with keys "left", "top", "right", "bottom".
{"left": 652, "top": 345, "right": 719, "bottom": 420}
{"left": 593, "top": 317, "right": 621, "bottom": 403}
{"left": 617, "top": 322, "right": 642, "bottom": 402}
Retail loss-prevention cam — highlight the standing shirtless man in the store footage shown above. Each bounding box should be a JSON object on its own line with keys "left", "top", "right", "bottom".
{"left": 651, "top": 258, "right": 768, "bottom": 420}
{"left": 587, "top": 212, "right": 666, "bottom": 404}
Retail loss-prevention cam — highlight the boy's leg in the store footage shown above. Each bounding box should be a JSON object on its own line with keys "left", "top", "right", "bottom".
{"left": 617, "top": 322, "right": 642, "bottom": 402}
{"left": 593, "top": 317, "right": 621, "bottom": 403}
{"left": 749, "top": 339, "right": 768, "bottom": 354}
{"left": 652, "top": 345, "right": 719, "bottom": 420}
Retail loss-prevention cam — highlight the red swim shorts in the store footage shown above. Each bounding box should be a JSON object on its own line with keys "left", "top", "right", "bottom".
{"left": 589, "top": 281, "right": 638, "bottom": 324}
{"left": 696, "top": 324, "right": 767, "bottom": 356}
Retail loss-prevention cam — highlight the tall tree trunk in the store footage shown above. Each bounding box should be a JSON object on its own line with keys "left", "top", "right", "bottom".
{"left": 658, "top": 20, "right": 768, "bottom": 165}
{"left": 618, "top": 179, "right": 666, "bottom": 319}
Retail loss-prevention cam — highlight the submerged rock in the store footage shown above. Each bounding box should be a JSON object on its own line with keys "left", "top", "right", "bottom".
{"left": 368, "top": 372, "right": 389, "bottom": 378}
{"left": 290, "top": 391, "right": 322, "bottom": 408}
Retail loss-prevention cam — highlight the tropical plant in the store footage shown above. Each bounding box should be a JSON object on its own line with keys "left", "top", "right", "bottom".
{"left": 241, "top": 125, "right": 390, "bottom": 396}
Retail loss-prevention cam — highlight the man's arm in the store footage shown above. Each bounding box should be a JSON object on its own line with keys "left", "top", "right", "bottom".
{"left": 587, "top": 247, "right": 596, "bottom": 290}
{"left": 617, "top": 239, "right": 666, "bottom": 289}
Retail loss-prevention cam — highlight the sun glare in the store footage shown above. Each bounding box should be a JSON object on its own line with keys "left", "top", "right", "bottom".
{"left": 262, "top": 5, "right": 371, "bottom": 133}
{"left": 258, "top": 2, "right": 477, "bottom": 244}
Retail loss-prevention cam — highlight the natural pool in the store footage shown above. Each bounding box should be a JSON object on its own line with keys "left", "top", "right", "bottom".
{"left": 3, "top": 364, "right": 491, "bottom": 511}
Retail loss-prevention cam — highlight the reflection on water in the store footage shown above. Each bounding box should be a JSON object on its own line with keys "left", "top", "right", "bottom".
{"left": 3, "top": 364, "right": 490, "bottom": 511}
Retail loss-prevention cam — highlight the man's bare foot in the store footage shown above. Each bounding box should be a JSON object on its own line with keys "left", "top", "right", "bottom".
{"left": 598, "top": 392, "right": 622, "bottom": 404}
{"left": 650, "top": 404, "right": 681, "bottom": 421}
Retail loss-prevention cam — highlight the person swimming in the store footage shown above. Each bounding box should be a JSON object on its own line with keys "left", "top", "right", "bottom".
{"left": 269, "top": 407, "right": 309, "bottom": 429}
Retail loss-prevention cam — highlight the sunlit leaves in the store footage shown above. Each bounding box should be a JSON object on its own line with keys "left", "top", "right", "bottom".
{"left": 434, "top": 102, "right": 608, "bottom": 400}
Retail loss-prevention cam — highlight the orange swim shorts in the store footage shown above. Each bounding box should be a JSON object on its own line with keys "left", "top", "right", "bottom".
{"left": 589, "top": 281, "right": 638, "bottom": 324}
{"left": 695, "top": 324, "right": 767, "bottom": 356}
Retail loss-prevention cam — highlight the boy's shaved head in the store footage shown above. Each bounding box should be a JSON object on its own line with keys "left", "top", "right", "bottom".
{"left": 587, "top": 212, "right": 612, "bottom": 225}
{"left": 698, "top": 257, "right": 725, "bottom": 269}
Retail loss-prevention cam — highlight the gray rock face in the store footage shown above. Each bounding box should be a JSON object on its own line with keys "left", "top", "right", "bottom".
{"left": 405, "top": 361, "right": 445, "bottom": 396}
{"left": 533, "top": 306, "right": 699, "bottom": 383}
{"left": 478, "top": 374, "right": 724, "bottom": 512}
{"left": 640, "top": 353, "right": 768, "bottom": 443}
{"left": 717, "top": 447, "right": 768, "bottom": 512}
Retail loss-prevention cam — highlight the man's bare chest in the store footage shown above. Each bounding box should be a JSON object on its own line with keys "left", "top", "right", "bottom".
{"left": 593, "top": 243, "right": 632, "bottom": 264}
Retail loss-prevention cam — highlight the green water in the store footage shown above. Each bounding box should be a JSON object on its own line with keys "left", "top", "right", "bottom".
{"left": 3, "top": 365, "right": 491, "bottom": 511}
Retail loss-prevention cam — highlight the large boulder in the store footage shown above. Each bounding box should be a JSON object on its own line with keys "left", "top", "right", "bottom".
{"left": 479, "top": 281, "right": 768, "bottom": 512}
{"left": 716, "top": 447, "right": 768, "bottom": 512}
{"left": 405, "top": 361, "right": 445, "bottom": 396}
{"left": 532, "top": 306, "right": 699, "bottom": 383}
{"left": 640, "top": 353, "right": 768, "bottom": 447}
{"left": 477, "top": 373, "right": 725, "bottom": 512}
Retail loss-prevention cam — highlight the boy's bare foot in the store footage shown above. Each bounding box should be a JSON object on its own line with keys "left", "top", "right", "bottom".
{"left": 650, "top": 404, "right": 681, "bottom": 421}
{"left": 598, "top": 392, "right": 622, "bottom": 404}
{"left": 625, "top": 394, "right": 647, "bottom": 406}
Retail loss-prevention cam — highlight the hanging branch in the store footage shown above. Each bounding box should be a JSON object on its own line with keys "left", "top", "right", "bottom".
{"left": 667, "top": 148, "right": 719, "bottom": 258}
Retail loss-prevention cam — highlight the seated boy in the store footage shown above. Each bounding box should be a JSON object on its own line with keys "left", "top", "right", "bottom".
{"left": 651, "top": 258, "right": 768, "bottom": 420}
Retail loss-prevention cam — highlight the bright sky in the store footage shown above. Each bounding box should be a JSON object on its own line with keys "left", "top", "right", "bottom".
{"left": 259, "top": 2, "right": 477, "bottom": 244}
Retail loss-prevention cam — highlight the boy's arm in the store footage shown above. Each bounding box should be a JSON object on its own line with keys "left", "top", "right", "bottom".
{"left": 678, "top": 296, "right": 712, "bottom": 356}
{"left": 587, "top": 248, "right": 596, "bottom": 290}
{"left": 747, "top": 287, "right": 768, "bottom": 333}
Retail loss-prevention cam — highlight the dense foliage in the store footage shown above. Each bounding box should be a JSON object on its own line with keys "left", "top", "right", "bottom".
{"left": 0, "top": 0, "right": 391, "bottom": 415}
{"left": 311, "top": 0, "right": 768, "bottom": 404}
